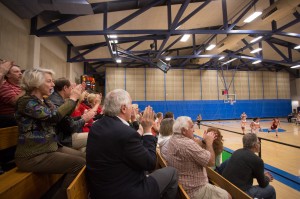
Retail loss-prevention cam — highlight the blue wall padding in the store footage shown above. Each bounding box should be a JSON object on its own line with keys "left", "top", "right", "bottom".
{"left": 133, "top": 99, "right": 291, "bottom": 120}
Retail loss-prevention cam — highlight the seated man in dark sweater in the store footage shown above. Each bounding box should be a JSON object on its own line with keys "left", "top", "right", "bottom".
{"left": 222, "top": 133, "right": 276, "bottom": 199}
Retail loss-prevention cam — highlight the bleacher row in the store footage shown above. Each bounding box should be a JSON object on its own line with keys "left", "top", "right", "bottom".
{"left": 0, "top": 126, "right": 251, "bottom": 199}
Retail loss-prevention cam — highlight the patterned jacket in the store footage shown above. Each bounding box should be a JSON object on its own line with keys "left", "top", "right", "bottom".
{"left": 15, "top": 94, "right": 77, "bottom": 158}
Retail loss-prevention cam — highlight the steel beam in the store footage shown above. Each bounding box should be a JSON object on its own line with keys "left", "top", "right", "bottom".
{"left": 108, "top": 0, "right": 164, "bottom": 30}
{"left": 265, "top": 40, "right": 289, "bottom": 62}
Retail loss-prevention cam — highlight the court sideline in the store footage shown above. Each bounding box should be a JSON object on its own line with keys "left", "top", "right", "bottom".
{"left": 194, "top": 119, "right": 300, "bottom": 199}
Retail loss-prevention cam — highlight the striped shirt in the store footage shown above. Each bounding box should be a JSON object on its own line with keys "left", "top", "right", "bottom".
{"left": 0, "top": 80, "right": 21, "bottom": 115}
{"left": 165, "top": 134, "right": 210, "bottom": 198}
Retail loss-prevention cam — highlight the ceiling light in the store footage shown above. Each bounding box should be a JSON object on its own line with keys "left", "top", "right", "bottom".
{"left": 287, "top": 33, "right": 297, "bottom": 36}
{"left": 291, "top": 65, "right": 300, "bottom": 69}
{"left": 250, "top": 48, "right": 262, "bottom": 53}
{"left": 109, "top": 35, "right": 118, "bottom": 38}
{"left": 250, "top": 36, "right": 263, "bottom": 43}
{"left": 294, "top": 45, "right": 300, "bottom": 49}
{"left": 116, "top": 58, "right": 122, "bottom": 63}
{"left": 218, "top": 56, "right": 225, "bottom": 60}
{"left": 165, "top": 57, "right": 171, "bottom": 61}
{"left": 244, "top": 11, "right": 262, "bottom": 23}
{"left": 180, "top": 34, "right": 190, "bottom": 42}
{"left": 223, "top": 58, "right": 237, "bottom": 65}
{"left": 206, "top": 44, "right": 216, "bottom": 51}
{"left": 252, "top": 60, "right": 261, "bottom": 64}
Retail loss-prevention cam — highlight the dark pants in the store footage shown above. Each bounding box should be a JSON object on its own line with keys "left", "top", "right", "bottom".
{"left": 15, "top": 147, "right": 86, "bottom": 199}
{"left": 150, "top": 167, "right": 179, "bottom": 199}
{"left": 0, "top": 114, "right": 17, "bottom": 128}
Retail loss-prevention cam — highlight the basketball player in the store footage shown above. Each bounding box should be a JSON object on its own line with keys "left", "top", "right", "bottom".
{"left": 250, "top": 118, "right": 261, "bottom": 134}
{"left": 241, "top": 115, "right": 247, "bottom": 135}
{"left": 268, "top": 118, "right": 280, "bottom": 137}
{"left": 240, "top": 112, "right": 247, "bottom": 119}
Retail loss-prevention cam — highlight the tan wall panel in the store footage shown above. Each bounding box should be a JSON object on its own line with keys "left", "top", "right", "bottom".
{"left": 249, "top": 71, "right": 263, "bottom": 99}
{"left": 126, "top": 68, "right": 145, "bottom": 101}
{"left": 202, "top": 70, "right": 218, "bottom": 100}
{"left": 277, "top": 72, "right": 290, "bottom": 99}
{"left": 106, "top": 67, "right": 125, "bottom": 93}
{"left": 234, "top": 71, "right": 249, "bottom": 100}
{"left": 184, "top": 70, "right": 201, "bottom": 100}
{"left": 166, "top": 69, "right": 183, "bottom": 100}
{"left": 40, "top": 45, "right": 66, "bottom": 78}
{"left": 0, "top": 10, "right": 29, "bottom": 69}
{"left": 146, "top": 68, "right": 165, "bottom": 100}
{"left": 263, "top": 71, "right": 277, "bottom": 99}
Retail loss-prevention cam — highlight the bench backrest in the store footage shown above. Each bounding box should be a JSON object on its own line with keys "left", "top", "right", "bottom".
{"left": 67, "top": 166, "right": 88, "bottom": 199}
{"left": 0, "top": 126, "right": 18, "bottom": 150}
{"left": 156, "top": 148, "right": 190, "bottom": 199}
{"left": 206, "top": 167, "right": 252, "bottom": 199}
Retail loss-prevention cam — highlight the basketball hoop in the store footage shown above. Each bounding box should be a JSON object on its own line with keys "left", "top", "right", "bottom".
{"left": 224, "top": 94, "right": 236, "bottom": 104}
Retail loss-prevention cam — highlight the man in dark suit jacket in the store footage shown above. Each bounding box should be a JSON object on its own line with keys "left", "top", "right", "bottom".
{"left": 86, "top": 89, "right": 178, "bottom": 199}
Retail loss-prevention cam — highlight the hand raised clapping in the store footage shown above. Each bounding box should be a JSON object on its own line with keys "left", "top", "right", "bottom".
{"left": 140, "top": 106, "right": 154, "bottom": 134}
{"left": 70, "top": 82, "right": 85, "bottom": 101}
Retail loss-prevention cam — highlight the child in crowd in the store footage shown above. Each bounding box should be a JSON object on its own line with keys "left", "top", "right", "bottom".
{"left": 197, "top": 127, "right": 224, "bottom": 168}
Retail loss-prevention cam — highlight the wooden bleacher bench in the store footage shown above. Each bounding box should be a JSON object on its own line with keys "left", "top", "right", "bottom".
{"left": 0, "top": 168, "right": 62, "bottom": 199}
{"left": 206, "top": 167, "right": 252, "bottom": 199}
{"left": 67, "top": 166, "right": 88, "bottom": 199}
{"left": 156, "top": 148, "right": 251, "bottom": 199}
{"left": 0, "top": 126, "right": 63, "bottom": 199}
{"left": 0, "top": 126, "right": 18, "bottom": 151}
{"left": 156, "top": 149, "right": 190, "bottom": 199}
{"left": 66, "top": 150, "right": 190, "bottom": 199}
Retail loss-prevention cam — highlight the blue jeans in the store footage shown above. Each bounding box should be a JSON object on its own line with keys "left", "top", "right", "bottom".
{"left": 246, "top": 184, "right": 276, "bottom": 199}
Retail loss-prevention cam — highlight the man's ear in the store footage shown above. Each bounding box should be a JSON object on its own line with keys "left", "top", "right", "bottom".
{"left": 63, "top": 85, "right": 68, "bottom": 91}
{"left": 120, "top": 105, "right": 127, "bottom": 114}
{"left": 181, "top": 127, "right": 187, "bottom": 136}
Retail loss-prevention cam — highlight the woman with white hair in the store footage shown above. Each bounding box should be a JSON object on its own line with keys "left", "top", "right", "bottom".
{"left": 15, "top": 68, "right": 86, "bottom": 199}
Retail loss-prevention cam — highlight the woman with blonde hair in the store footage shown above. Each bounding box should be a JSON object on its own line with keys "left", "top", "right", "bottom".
{"left": 15, "top": 68, "right": 86, "bottom": 199}
{"left": 158, "top": 118, "right": 174, "bottom": 160}
{"left": 71, "top": 92, "right": 101, "bottom": 132}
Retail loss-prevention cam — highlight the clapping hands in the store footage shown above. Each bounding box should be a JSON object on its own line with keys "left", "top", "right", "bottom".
{"left": 140, "top": 106, "right": 154, "bottom": 134}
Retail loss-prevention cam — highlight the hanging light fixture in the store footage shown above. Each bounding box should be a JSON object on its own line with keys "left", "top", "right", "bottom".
{"left": 244, "top": 12, "right": 262, "bottom": 23}
{"left": 180, "top": 34, "right": 190, "bottom": 42}
{"left": 252, "top": 60, "right": 261, "bottom": 64}
{"left": 291, "top": 65, "right": 300, "bottom": 69}
{"left": 250, "top": 48, "right": 262, "bottom": 53}
{"left": 294, "top": 45, "right": 300, "bottom": 49}
{"left": 250, "top": 36, "right": 263, "bottom": 43}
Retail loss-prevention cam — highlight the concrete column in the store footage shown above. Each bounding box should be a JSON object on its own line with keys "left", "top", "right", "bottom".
{"left": 66, "top": 62, "right": 73, "bottom": 81}
{"left": 28, "top": 35, "right": 40, "bottom": 68}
